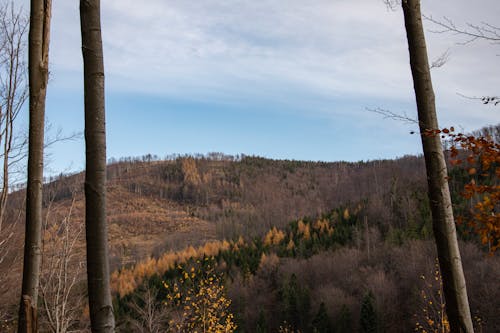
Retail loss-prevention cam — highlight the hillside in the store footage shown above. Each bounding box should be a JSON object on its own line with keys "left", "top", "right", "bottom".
{"left": 0, "top": 130, "right": 498, "bottom": 331}
{"left": 104, "top": 153, "right": 429, "bottom": 239}
{"left": 3, "top": 152, "right": 431, "bottom": 261}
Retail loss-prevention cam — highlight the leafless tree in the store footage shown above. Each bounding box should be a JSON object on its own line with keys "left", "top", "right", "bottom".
{"left": 39, "top": 196, "right": 85, "bottom": 333}
{"left": 0, "top": 196, "right": 24, "bottom": 329}
{"left": 0, "top": 2, "right": 28, "bottom": 232}
{"left": 80, "top": 0, "right": 115, "bottom": 331}
{"left": 125, "top": 287, "right": 168, "bottom": 333}
{"left": 18, "top": 0, "right": 52, "bottom": 331}
{"left": 401, "top": 0, "right": 474, "bottom": 332}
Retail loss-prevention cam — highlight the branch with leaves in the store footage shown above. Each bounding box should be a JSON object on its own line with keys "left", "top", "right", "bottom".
{"left": 427, "top": 128, "right": 500, "bottom": 252}
{"left": 163, "top": 258, "right": 237, "bottom": 333}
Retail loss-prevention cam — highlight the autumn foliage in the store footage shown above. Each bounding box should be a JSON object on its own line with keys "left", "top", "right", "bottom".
{"left": 111, "top": 240, "right": 232, "bottom": 297}
{"left": 443, "top": 128, "right": 500, "bottom": 252}
{"left": 423, "top": 127, "right": 500, "bottom": 251}
{"left": 414, "top": 260, "right": 450, "bottom": 333}
{"left": 415, "top": 259, "right": 484, "bottom": 333}
{"left": 163, "top": 258, "right": 236, "bottom": 333}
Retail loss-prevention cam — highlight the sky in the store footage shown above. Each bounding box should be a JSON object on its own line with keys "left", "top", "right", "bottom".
{"left": 12, "top": 0, "right": 500, "bottom": 174}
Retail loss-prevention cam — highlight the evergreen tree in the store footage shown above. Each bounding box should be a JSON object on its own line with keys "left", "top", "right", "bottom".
{"left": 256, "top": 309, "right": 267, "bottom": 333}
{"left": 360, "top": 291, "right": 377, "bottom": 333}
{"left": 280, "top": 273, "right": 311, "bottom": 331}
{"left": 336, "top": 305, "right": 352, "bottom": 333}
{"left": 311, "top": 302, "right": 333, "bottom": 333}
{"left": 285, "top": 274, "right": 300, "bottom": 328}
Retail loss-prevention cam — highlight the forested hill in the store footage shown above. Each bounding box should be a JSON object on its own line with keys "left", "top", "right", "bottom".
{"left": 3, "top": 151, "right": 433, "bottom": 272}
{"left": 103, "top": 153, "right": 428, "bottom": 238}
{"left": 1, "top": 124, "right": 499, "bottom": 332}
{"left": 6, "top": 123, "right": 498, "bottom": 258}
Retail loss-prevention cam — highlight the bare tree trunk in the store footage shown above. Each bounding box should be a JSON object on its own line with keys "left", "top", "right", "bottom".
{"left": 401, "top": 0, "right": 474, "bottom": 332}
{"left": 80, "top": 0, "right": 115, "bottom": 331}
{"left": 18, "top": 1, "right": 51, "bottom": 332}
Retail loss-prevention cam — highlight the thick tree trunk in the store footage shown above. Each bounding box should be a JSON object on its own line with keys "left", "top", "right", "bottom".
{"left": 401, "top": 0, "right": 474, "bottom": 332}
{"left": 80, "top": 0, "right": 115, "bottom": 331}
{"left": 18, "top": 1, "right": 51, "bottom": 332}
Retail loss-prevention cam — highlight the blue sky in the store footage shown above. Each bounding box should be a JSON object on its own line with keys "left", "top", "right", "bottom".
{"left": 13, "top": 0, "right": 500, "bottom": 174}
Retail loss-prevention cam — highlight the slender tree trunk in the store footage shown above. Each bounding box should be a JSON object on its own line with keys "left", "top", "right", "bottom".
{"left": 401, "top": 1, "right": 474, "bottom": 332}
{"left": 18, "top": 0, "right": 51, "bottom": 332}
{"left": 80, "top": 0, "right": 115, "bottom": 331}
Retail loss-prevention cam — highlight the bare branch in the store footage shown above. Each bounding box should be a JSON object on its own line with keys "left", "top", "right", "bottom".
{"left": 456, "top": 93, "right": 500, "bottom": 106}
{"left": 40, "top": 194, "right": 85, "bottom": 333}
{"left": 382, "top": 0, "right": 400, "bottom": 11}
{"left": 366, "top": 107, "right": 418, "bottom": 125}
{"left": 0, "top": 1, "right": 28, "bottom": 232}
{"left": 424, "top": 14, "right": 500, "bottom": 45}
{"left": 430, "top": 49, "right": 450, "bottom": 69}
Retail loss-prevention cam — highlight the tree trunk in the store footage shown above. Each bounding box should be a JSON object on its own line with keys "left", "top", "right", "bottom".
{"left": 80, "top": 0, "right": 115, "bottom": 331}
{"left": 401, "top": 0, "right": 474, "bottom": 332}
{"left": 18, "top": 1, "right": 51, "bottom": 332}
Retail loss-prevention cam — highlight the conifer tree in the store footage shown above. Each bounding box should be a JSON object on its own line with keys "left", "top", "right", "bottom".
{"left": 360, "top": 292, "right": 377, "bottom": 333}
{"left": 336, "top": 305, "right": 352, "bottom": 333}
{"left": 280, "top": 273, "right": 310, "bottom": 331}
{"left": 311, "top": 302, "right": 333, "bottom": 333}
{"left": 256, "top": 309, "right": 267, "bottom": 333}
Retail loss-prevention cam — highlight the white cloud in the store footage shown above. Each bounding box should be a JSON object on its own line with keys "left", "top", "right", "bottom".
{"left": 13, "top": 0, "right": 500, "bottom": 131}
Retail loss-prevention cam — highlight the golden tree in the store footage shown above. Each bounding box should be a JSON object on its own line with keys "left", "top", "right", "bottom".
{"left": 415, "top": 259, "right": 483, "bottom": 333}
{"left": 415, "top": 260, "right": 449, "bottom": 333}
{"left": 163, "top": 258, "right": 236, "bottom": 333}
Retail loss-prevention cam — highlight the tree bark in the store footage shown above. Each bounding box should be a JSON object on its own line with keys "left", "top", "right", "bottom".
{"left": 80, "top": 0, "right": 115, "bottom": 331}
{"left": 18, "top": 1, "right": 51, "bottom": 332}
{"left": 401, "top": 0, "right": 474, "bottom": 332}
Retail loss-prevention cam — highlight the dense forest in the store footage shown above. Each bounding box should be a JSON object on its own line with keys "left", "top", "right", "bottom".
{"left": 1, "top": 124, "right": 499, "bottom": 331}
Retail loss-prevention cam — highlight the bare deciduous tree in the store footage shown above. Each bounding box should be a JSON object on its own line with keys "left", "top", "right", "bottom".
{"left": 80, "top": 0, "right": 115, "bottom": 331}
{"left": 40, "top": 196, "right": 85, "bottom": 333}
{"left": 0, "top": 1, "right": 28, "bottom": 232}
{"left": 401, "top": 0, "right": 474, "bottom": 332}
{"left": 18, "top": 0, "right": 51, "bottom": 331}
{"left": 125, "top": 287, "right": 168, "bottom": 333}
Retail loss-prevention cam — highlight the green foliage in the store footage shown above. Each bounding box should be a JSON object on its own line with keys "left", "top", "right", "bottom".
{"left": 279, "top": 273, "right": 311, "bottom": 332}
{"left": 218, "top": 239, "right": 264, "bottom": 275}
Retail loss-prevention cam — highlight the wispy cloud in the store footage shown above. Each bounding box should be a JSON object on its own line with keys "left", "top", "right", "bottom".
{"left": 12, "top": 0, "right": 500, "bottom": 169}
